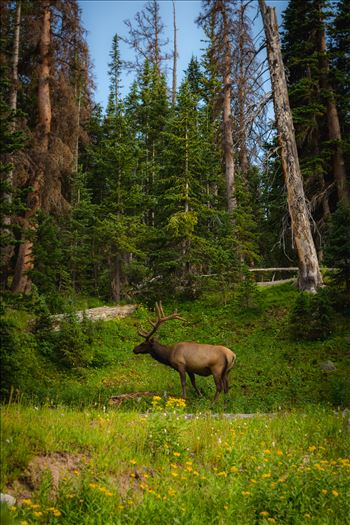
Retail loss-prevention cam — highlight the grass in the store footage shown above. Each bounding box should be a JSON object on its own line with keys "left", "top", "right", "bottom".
{"left": 1, "top": 403, "right": 350, "bottom": 524}
{"left": 1, "top": 283, "right": 349, "bottom": 524}
{"left": 4, "top": 283, "right": 349, "bottom": 411}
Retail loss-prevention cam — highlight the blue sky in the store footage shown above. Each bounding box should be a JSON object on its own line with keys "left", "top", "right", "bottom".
{"left": 79, "top": 0, "right": 288, "bottom": 109}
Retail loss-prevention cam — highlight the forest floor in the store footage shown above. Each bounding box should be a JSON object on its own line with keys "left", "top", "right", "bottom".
{"left": 1, "top": 283, "right": 350, "bottom": 524}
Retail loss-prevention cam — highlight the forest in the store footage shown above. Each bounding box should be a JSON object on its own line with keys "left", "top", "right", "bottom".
{"left": 0, "top": 0, "right": 349, "bottom": 524}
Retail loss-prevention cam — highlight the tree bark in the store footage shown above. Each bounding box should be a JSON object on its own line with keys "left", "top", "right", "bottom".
{"left": 220, "top": 0, "right": 236, "bottom": 215}
{"left": 111, "top": 255, "right": 121, "bottom": 302}
{"left": 259, "top": 0, "right": 322, "bottom": 292}
{"left": 172, "top": 0, "right": 177, "bottom": 106}
{"left": 1, "top": 0, "right": 21, "bottom": 289}
{"left": 12, "top": 1, "right": 51, "bottom": 293}
{"left": 237, "top": 1, "right": 249, "bottom": 180}
{"left": 318, "top": 18, "right": 349, "bottom": 206}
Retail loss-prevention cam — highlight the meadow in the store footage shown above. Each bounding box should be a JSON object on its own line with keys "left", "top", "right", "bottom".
{"left": 1, "top": 283, "right": 350, "bottom": 524}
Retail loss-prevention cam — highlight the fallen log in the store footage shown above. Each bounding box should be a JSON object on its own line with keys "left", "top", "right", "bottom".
{"left": 50, "top": 305, "right": 137, "bottom": 330}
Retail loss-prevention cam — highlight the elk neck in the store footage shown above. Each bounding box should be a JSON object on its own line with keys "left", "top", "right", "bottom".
{"left": 149, "top": 339, "right": 173, "bottom": 366}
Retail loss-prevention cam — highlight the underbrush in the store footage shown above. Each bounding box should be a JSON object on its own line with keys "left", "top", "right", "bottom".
{"left": 1, "top": 404, "right": 349, "bottom": 525}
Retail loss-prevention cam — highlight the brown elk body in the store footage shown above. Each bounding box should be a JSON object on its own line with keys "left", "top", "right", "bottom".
{"left": 133, "top": 303, "right": 236, "bottom": 401}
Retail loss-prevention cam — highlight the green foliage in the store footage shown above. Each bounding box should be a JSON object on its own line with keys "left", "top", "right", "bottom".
{"left": 234, "top": 269, "right": 261, "bottom": 311}
{"left": 289, "top": 289, "right": 334, "bottom": 341}
{"left": 0, "top": 303, "right": 41, "bottom": 400}
{"left": 325, "top": 203, "right": 350, "bottom": 290}
{"left": 52, "top": 313, "right": 95, "bottom": 369}
{"left": 1, "top": 406, "right": 350, "bottom": 524}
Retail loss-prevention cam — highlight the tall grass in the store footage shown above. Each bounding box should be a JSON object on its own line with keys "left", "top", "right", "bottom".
{"left": 1, "top": 403, "right": 349, "bottom": 524}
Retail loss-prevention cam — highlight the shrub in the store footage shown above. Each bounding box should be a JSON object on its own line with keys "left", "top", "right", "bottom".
{"left": 289, "top": 289, "right": 333, "bottom": 340}
{"left": 0, "top": 303, "right": 41, "bottom": 400}
{"left": 51, "top": 312, "right": 95, "bottom": 368}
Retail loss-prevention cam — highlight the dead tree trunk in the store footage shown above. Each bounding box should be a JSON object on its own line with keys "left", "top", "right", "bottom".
{"left": 220, "top": 0, "right": 236, "bottom": 215}
{"left": 12, "top": 1, "right": 51, "bottom": 293}
{"left": 1, "top": 0, "right": 21, "bottom": 289}
{"left": 259, "top": 0, "right": 322, "bottom": 292}
{"left": 237, "top": 1, "right": 249, "bottom": 181}
{"left": 172, "top": 0, "right": 177, "bottom": 106}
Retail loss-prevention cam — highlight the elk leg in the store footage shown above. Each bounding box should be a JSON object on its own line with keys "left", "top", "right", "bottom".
{"left": 213, "top": 374, "right": 223, "bottom": 402}
{"left": 178, "top": 367, "right": 187, "bottom": 399}
{"left": 223, "top": 374, "right": 229, "bottom": 394}
{"left": 188, "top": 372, "right": 202, "bottom": 397}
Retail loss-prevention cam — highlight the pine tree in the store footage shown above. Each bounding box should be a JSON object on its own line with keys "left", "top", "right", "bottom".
{"left": 281, "top": 0, "right": 349, "bottom": 223}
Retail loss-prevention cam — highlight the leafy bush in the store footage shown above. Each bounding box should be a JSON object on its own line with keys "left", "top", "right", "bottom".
{"left": 289, "top": 289, "right": 333, "bottom": 340}
{"left": 0, "top": 303, "right": 41, "bottom": 400}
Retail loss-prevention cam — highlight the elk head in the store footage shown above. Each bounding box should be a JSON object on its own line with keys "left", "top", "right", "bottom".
{"left": 133, "top": 302, "right": 184, "bottom": 354}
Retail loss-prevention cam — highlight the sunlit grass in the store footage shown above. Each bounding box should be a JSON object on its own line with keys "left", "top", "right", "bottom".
{"left": 1, "top": 403, "right": 349, "bottom": 524}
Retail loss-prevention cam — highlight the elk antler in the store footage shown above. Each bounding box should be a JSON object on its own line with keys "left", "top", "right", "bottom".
{"left": 138, "top": 301, "right": 185, "bottom": 340}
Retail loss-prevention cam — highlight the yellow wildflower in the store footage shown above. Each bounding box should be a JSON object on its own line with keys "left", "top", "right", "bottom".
{"left": 33, "top": 511, "right": 43, "bottom": 517}
{"left": 260, "top": 511, "right": 269, "bottom": 516}
{"left": 264, "top": 449, "right": 271, "bottom": 455}
{"left": 52, "top": 509, "right": 61, "bottom": 517}
{"left": 332, "top": 490, "right": 339, "bottom": 497}
{"left": 173, "top": 452, "right": 181, "bottom": 457}
{"left": 89, "top": 483, "right": 98, "bottom": 489}
{"left": 304, "top": 513, "right": 311, "bottom": 519}
{"left": 217, "top": 471, "right": 227, "bottom": 477}
{"left": 230, "top": 466, "right": 238, "bottom": 473}
{"left": 152, "top": 396, "right": 161, "bottom": 401}
{"left": 21, "top": 499, "right": 32, "bottom": 506}
{"left": 130, "top": 459, "right": 137, "bottom": 465}
{"left": 250, "top": 479, "right": 257, "bottom": 483}
{"left": 321, "top": 489, "right": 328, "bottom": 495}
{"left": 241, "top": 491, "right": 251, "bottom": 496}
{"left": 171, "top": 471, "right": 178, "bottom": 477}
{"left": 277, "top": 450, "right": 283, "bottom": 456}
{"left": 308, "top": 446, "right": 316, "bottom": 452}
{"left": 262, "top": 472, "right": 272, "bottom": 479}
{"left": 20, "top": 522, "right": 29, "bottom": 525}
{"left": 267, "top": 519, "right": 276, "bottom": 523}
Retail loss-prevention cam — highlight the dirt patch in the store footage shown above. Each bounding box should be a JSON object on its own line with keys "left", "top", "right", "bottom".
{"left": 7, "top": 452, "right": 88, "bottom": 502}
{"left": 109, "top": 466, "right": 157, "bottom": 501}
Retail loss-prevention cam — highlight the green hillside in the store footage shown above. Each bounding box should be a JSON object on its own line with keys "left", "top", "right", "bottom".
{"left": 1, "top": 284, "right": 350, "bottom": 524}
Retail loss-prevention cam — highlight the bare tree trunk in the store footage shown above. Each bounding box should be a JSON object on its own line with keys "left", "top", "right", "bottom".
{"left": 1, "top": 0, "right": 21, "bottom": 289}
{"left": 172, "top": 0, "right": 177, "bottom": 106}
{"left": 12, "top": 1, "right": 51, "bottom": 293}
{"left": 318, "top": 21, "right": 349, "bottom": 206}
{"left": 259, "top": 0, "right": 322, "bottom": 292}
{"left": 237, "top": 1, "right": 249, "bottom": 181}
{"left": 111, "top": 255, "right": 121, "bottom": 302}
{"left": 220, "top": 0, "right": 236, "bottom": 215}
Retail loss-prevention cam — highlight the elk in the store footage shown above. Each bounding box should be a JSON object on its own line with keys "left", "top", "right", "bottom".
{"left": 133, "top": 302, "right": 236, "bottom": 401}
